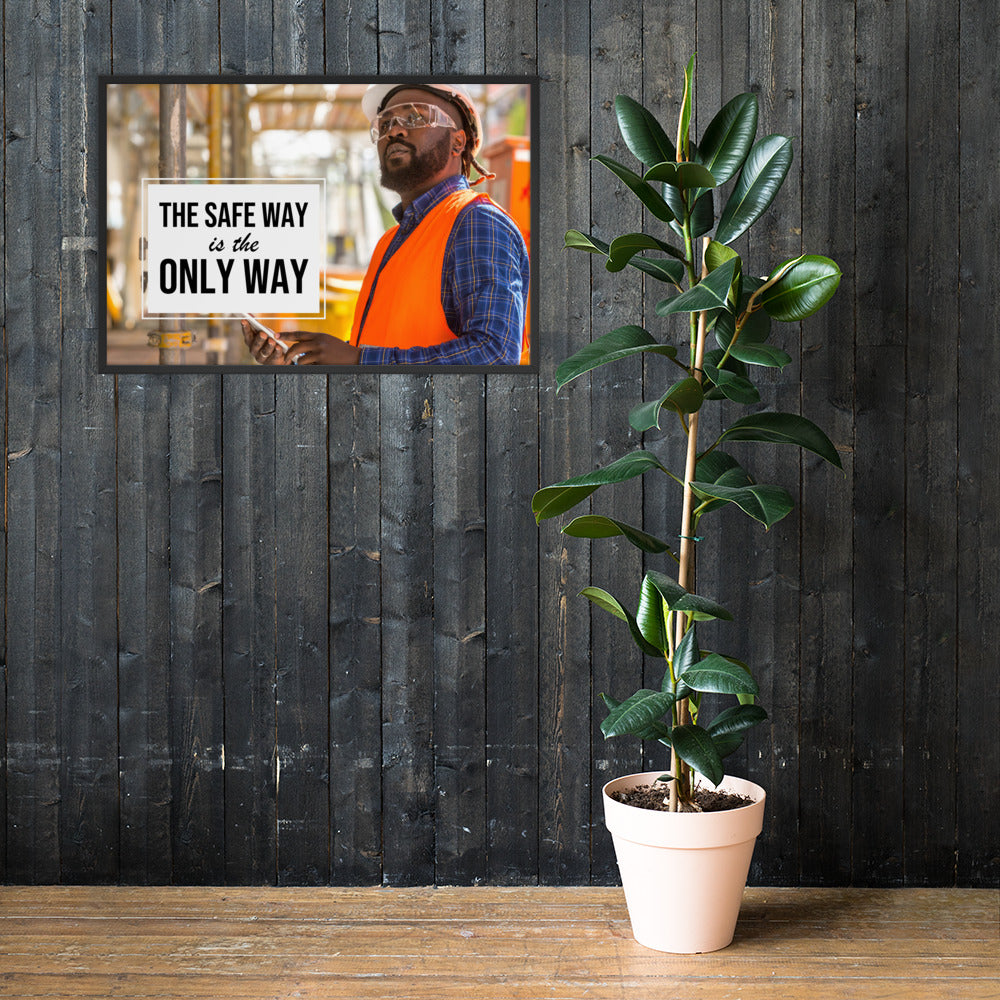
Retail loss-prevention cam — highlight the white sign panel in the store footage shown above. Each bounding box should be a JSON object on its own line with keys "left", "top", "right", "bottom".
{"left": 143, "top": 180, "right": 326, "bottom": 317}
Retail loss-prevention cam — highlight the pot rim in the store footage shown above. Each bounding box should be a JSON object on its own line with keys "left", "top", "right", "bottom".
{"left": 602, "top": 771, "right": 766, "bottom": 816}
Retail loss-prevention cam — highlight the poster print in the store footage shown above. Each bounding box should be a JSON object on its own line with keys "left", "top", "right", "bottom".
{"left": 100, "top": 75, "right": 537, "bottom": 373}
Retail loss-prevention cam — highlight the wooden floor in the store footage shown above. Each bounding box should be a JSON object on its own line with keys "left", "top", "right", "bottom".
{"left": 0, "top": 886, "right": 997, "bottom": 999}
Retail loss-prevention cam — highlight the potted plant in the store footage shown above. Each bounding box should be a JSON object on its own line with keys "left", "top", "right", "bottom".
{"left": 533, "top": 56, "right": 842, "bottom": 953}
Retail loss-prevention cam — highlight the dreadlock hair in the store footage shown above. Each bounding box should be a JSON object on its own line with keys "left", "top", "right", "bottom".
{"left": 463, "top": 146, "right": 496, "bottom": 186}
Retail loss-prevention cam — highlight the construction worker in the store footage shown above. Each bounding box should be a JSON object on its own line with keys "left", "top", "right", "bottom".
{"left": 244, "top": 82, "right": 529, "bottom": 365}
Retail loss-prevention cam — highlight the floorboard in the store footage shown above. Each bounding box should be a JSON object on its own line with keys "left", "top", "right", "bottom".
{"left": 0, "top": 887, "right": 996, "bottom": 999}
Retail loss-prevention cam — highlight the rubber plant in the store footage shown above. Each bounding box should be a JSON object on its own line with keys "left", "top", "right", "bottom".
{"left": 533, "top": 57, "right": 842, "bottom": 811}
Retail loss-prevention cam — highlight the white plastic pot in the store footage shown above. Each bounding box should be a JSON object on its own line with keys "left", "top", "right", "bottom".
{"left": 603, "top": 771, "right": 766, "bottom": 953}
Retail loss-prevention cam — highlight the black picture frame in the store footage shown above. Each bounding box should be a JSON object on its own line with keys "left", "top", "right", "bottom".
{"left": 99, "top": 74, "right": 539, "bottom": 374}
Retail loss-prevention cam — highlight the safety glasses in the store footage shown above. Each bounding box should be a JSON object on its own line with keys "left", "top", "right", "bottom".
{"left": 369, "top": 102, "right": 458, "bottom": 143}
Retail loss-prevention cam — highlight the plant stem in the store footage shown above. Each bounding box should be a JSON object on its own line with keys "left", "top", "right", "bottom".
{"left": 669, "top": 237, "right": 711, "bottom": 812}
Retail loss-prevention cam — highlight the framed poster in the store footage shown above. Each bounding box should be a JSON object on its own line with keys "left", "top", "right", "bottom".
{"left": 100, "top": 75, "right": 537, "bottom": 373}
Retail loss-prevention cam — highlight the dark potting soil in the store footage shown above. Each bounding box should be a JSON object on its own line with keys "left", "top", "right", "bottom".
{"left": 610, "top": 783, "right": 754, "bottom": 813}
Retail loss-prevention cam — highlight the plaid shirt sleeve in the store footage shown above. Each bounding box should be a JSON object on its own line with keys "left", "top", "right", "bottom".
{"left": 358, "top": 200, "right": 529, "bottom": 366}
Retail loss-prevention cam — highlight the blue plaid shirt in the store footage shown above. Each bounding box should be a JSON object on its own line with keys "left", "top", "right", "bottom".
{"left": 357, "top": 175, "right": 529, "bottom": 365}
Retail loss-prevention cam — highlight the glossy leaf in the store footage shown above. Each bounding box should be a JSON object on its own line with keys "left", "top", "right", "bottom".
{"left": 715, "top": 134, "right": 794, "bottom": 244}
{"left": 698, "top": 92, "right": 759, "bottom": 184}
{"left": 718, "top": 412, "right": 843, "bottom": 468}
{"left": 643, "top": 160, "right": 717, "bottom": 188}
{"left": 673, "top": 625, "right": 700, "bottom": 700}
{"left": 592, "top": 155, "right": 675, "bottom": 222}
{"left": 645, "top": 570, "right": 734, "bottom": 622}
{"left": 562, "top": 515, "right": 676, "bottom": 557}
{"left": 714, "top": 307, "right": 771, "bottom": 350}
{"left": 692, "top": 450, "right": 753, "bottom": 515}
{"left": 702, "top": 364, "right": 760, "bottom": 404}
{"left": 636, "top": 575, "right": 670, "bottom": 653}
{"left": 711, "top": 731, "right": 745, "bottom": 759}
{"left": 555, "top": 325, "right": 678, "bottom": 390}
{"left": 688, "top": 188, "right": 715, "bottom": 239}
{"left": 628, "top": 256, "right": 686, "bottom": 285}
{"left": 705, "top": 240, "right": 740, "bottom": 272}
{"left": 682, "top": 653, "right": 759, "bottom": 696}
{"left": 602, "top": 689, "right": 675, "bottom": 739}
{"left": 657, "top": 257, "right": 739, "bottom": 316}
{"left": 583, "top": 587, "right": 663, "bottom": 658}
{"left": 707, "top": 703, "right": 769, "bottom": 738}
{"left": 760, "top": 255, "right": 842, "bottom": 321}
{"left": 532, "top": 450, "right": 667, "bottom": 522}
{"left": 671, "top": 724, "right": 724, "bottom": 786}
{"left": 689, "top": 481, "right": 794, "bottom": 529}
{"left": 564, "top": 229, "right": 610, "bottom": 254}
{"left": 615, "top": 95, "right": 676, "bottom": 167}
{"left": 629, "top": 377, "right": 704, "bottom": 431}
{"left": 607, "top": 232, "right": 687, "bottom": 272}
{"left": 727, "top": 343, "right": 792, "bottom": 368}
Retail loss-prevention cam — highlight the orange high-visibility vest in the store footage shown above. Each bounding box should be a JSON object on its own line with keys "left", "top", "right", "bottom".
{"left": 351, "top": 188, "right": 494, "bottom": 349}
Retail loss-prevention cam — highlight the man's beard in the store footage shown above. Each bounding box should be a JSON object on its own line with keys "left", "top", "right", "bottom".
{"left": 379, "top": 129, "right": 453, "bottom": 193}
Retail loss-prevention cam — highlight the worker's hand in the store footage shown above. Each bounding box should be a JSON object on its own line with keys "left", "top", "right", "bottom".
{"left": 281, "top": 331, "right": 362, "bottom": 365}
{"left": 241, "top": 319, "right": 291, "bottom": 365}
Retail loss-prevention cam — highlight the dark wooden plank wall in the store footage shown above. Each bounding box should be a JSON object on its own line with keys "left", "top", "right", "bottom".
{"left": 2, "top": 0, "right": 997, "bottom": 888}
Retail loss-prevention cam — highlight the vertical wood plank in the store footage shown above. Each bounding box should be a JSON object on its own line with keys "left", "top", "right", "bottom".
{"left": 852, "top": 0, "right": 907, "bottom": 886}
{"left": 903, "top": 0, "right": 959, "bottom": 886}
{"left": 799, "top": 0, "right": 856, "bottom": 885}
{"left": 4, "top": 0, "right": 64, "bottom": 884}
{"left": 58, "top": 0, "right": 117, "bottom": 883}
{"left": 219, "top": 3, "right": 279, "bottom": 887}
{"left": 957, "top": 0, "right": 1000, "bottom": 890}
{"left": 583, "top": 0, "right": 644, "bottom": 886}
{"left": 431, "top": 4, "right": 489, "bottom": 886}
{"left": 374, "top": 5, "right": 436, "bottom": 889}
{"left": 272, "top": 13, "right": 331, "bottom": 887}
{"left": 110, "top": 2, "right": 172, "bottom": 885}
{"left": 325, "top": 1, "right": 384, "bottom": 888}
{"left": 0, "top": 0, "right": 6, "bottom": 880}
{"left": 740, "top": 0, "right": 804, "bottom": 884}
{"left": 483, "top": 0, "right": 541, "bottom": 886}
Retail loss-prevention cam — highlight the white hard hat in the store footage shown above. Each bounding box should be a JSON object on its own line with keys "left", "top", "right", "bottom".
{"left": 362, "top": 82, "right": 484, "bottom": 157}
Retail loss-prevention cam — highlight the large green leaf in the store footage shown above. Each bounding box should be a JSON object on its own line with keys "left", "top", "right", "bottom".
{"left": 689, "top": 481, "right": 794, "bottom": 529}
{"left": 645, "top": 570, "right": 733, "bottom": 622}
{"left": 688, "top": 188, "right": 715, "bottom": 239}
{"left": 592, "top": 155, "right": 675, "bottom": 222}
{"left": 698, "top": 92, "right": 759, "bottom": 184}
{"left": 607, "top": 232, "right": 687, "bottom": 272}
{"left": 628, "top": 256, "right": 686, "bottom": 285}
{"left": 602, "top": 689, "right": 675, "bottom": 739}
{"left": 532, "top": 450, "right": 667, "bottom": 522}
{"left": 561, "top": 515, "right": 676, "bottom": 557}
{"left": 671, "top": 724, "right": 724, "bottom": 786}
{"left": 759, "top": 255, "right": 842, "bottom": 321}
{"left": 715, "top": 134, "right": 794, "bottom": 244}
{"left": 707, "top": 703, "right": 768, "bottom": 738}
{"left": 714, "top": 307, "right": 771, "bottom": 350}
{"left": 702, "top": 364, "right": 760, "bottom": 404}
{"left": 682, "top": 653, "right": 759, "bottom": 696}
{"left": 692, "top": 450, "right": 752, "bottom": 515}
{"left": 727, "top": 343, "right": 792, "bottom": 368}
{"left": 629, "top": 377, "right": 704, "bottom": 431}
{"left": 644, "top": 161, "right": 717, "bottom": 189}
{"left": 555, "top": 325, "right": 678, "bottom": 390}
{"left": 564, "top": 229, "right": 610, "bottom": 254}
{"left": 718, "top": 411, "right": 843, "bottom": 469}
{"left": 614, "top": 95, "right": 676, "bottom": 166}
{"left": 672, "top": 625, "right": 700, "bottom": 700}
{"left": 636, "top": 575, "right": 670, "bottom": 653}
{"left": 705, "top": 240, "right": 740, "bottom": 272}
{"left": 657, "top": 257, "right": 739, "bottom": 316}
{"left": 582, "top": 587, "right": 664, "bottom": 658}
